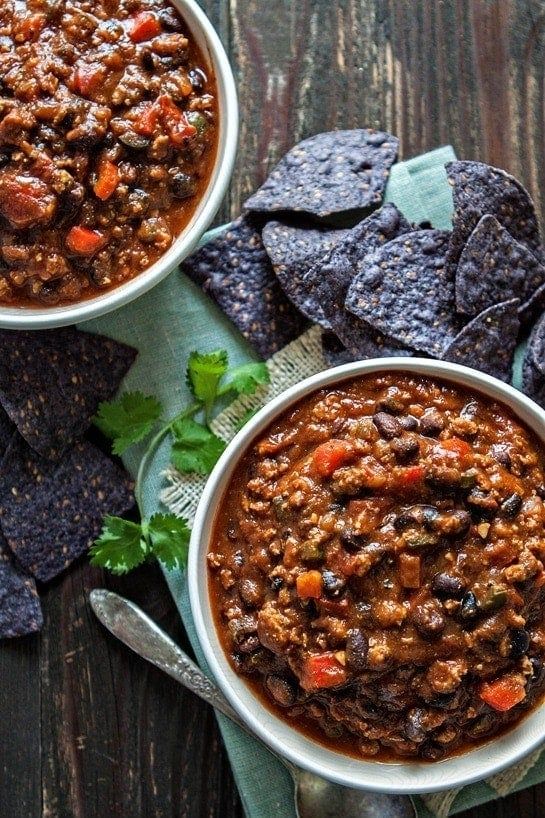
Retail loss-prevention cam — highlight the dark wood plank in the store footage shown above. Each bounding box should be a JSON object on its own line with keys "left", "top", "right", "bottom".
{"left": 0, "top": 634, "right": 41, "bottom": 816}
{"left": 3, "top": 1, "right": 545, "bottom": 817}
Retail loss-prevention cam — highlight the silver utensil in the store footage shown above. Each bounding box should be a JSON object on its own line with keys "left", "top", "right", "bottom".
{"left": 90, "top": 589, "right": 416, "bottom": 818}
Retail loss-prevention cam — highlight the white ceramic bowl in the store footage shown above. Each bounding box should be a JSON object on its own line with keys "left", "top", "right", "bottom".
{"left": 0, "top": 0, "right": 238, "bottom": 329}
{"left": 189, "top": 358, "right": 545, "bottom": 794}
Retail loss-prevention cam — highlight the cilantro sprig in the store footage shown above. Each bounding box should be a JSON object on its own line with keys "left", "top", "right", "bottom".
{"left": 90, "top": 351, "right": 269, "bottom": 575}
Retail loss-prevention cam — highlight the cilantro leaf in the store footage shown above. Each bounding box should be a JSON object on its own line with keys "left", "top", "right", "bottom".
{"left": 223, "top": 362, "right": 270, "bottom": 396}
{"left": 233, "top": 407, "right": 259, "bottom": 432}
{"left": 186, "top": 350, "right": 228, "bottom": 417}
{"left": 170, "top": 418, "right": 226, "bottom": 474}
{"left": 94, "top": 392, "right": 163, "bottom": 455}
{"left": 147, "top": 513, "right": 190, "bottom": 570}
{"left": 89, "top": 516, "right": 148, "bottom": 574}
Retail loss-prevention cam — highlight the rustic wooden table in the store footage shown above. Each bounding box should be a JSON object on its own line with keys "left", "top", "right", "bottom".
{"left": 3, "top": 1, "right": 545, "bottom": 816}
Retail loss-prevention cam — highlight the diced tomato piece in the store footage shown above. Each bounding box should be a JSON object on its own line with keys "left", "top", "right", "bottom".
{"left": 296, "top": 570, "right": 323, "bottom": 599}
{"left": 399, "top": 553, "right": 421, "bottom": 589}
{"left": 312, "top": 439, "right": 355, "bottom": 477}
{"left": 484, "top": 541, "right": 518, "bottom": 567}
{"left": 93, "top": 160, "right": 120, "bottom": 201}
{"left": 134, "top": 102, "right": 160, "bottom": 136}
{"left": 0, "top": 173, "right": 55, "bottom": 229}
{"left": 399, "top": 465, "right": 425, "bottom": 485}
{"left": 66, "top": 226, "right": 106, "bottom": 256}
{"left": 479, "top": 675, "right": 526, "bottom": 712}
{"left": 435, "top": 437, "right": 473, "bottom": 463}
{"left": 129, "top": 11, "right": 162, "bottom": 43}
{"left": 299, "top": 653, "right": 347, "bottom": 691}
{"left": 158, "top": 94, "right": 197, "bottom": 145}
{"left": 18, "top": 13, "right": 45, "bottom": 41}
{"left": 73, "top": 63, "right": 105, "bottom": 97}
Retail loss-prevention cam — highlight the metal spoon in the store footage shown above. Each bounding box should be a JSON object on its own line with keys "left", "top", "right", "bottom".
{"left": 90, "top": 589, "right": 415, "bottom": 818}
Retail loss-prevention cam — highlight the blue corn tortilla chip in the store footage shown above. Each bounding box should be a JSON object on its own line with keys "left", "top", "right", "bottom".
{"left": 262, "top": 221, "right": 349, "bottom": 328}
{"left": 321, "top": 333, "right": 358, "bottom": 367}
{"left": 244, "top": 130, "right": 399, "bottom": 218}
{"left": 0, "top": 329, "right": 136, "bottom": 460}
{"left": 0, "top": 437, "right": 134, "bottom": 583}
{"left": 446, "top": 161, "right": 541, "bottom": 274}
{"left": 0, "top": 533, "right": 42, "bottom": 639}
{"left": 455, "top": 215, "right": 545, "bottom": 320}
{"left": 441, "top": 300, "right": 520, "bottom": 382}
{"left": 522, "top": 354, "right": 545, "bottom": 409}
{"left": 525, "top": 310, "right": 545, "bottom": 374}
{"left": 345, "top": 229, "right": 455, "bottom": 357}
{"left": 304, "top": 204, "right": 413, "bottom": 359}
{"left": 181, "top": 216, "right": 307, "bottom": 358}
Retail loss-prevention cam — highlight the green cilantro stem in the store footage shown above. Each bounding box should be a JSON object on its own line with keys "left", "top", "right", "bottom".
{"left": 134, "top": 401, "right": 201, "bottom": 513}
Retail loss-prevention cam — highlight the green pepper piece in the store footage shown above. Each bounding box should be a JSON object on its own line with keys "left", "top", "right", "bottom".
{"left": 186, "top": 111, "right": 208, "bottom": 135}
{"left": 405, "top": 532, "right": 439, "bottom": 550}
{"left": 272, "top": 495, "right": 290, "bottom": 523}
{"left": 479, "top": 586, "right": 508, "bottom": 613}
{"left": 459, "top": 470, "right": 478, "bottom": 490}
{"left": 300, "top": 542, "right": 324, "bottom": 562}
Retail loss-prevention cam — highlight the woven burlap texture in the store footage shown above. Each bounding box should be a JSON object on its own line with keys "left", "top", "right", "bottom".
{"left": 160, "top": 325, "right": 542, "bottom": 818}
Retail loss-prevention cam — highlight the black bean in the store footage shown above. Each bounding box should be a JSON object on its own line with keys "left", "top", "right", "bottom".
{"left": 501, "top": 493, "right": 523, "bottom": 519}
{"left": 238, "top": 635, "right": 260, "bottom": 654}
{"left": 490, "top": 443, "right": 512, "bottom": 470}
{"left": 170, "top": 171, "right": 197, "bottom": 199}
{"left": 467, "top": 713, "right": 496, "bottom": 739}
{"left": 228, "top": 614, "right": 257, "bottom": 644}
{"left": 378, "top": 395, "right": 405, "bottom": 415}
{"left": 269, "top": 576, "right": 284, "bottom": 591}
{"left": 188, "top": 67, "right": 207, "bottom": 94}
{"left": 393, "top": 512, "right": 417, "bottom": 532}
{"left": 431, "top": 572, "right": 466, "bottom": 599}
{"left": 391, "top": 436, "right": 420, "bottom": 463}
{"left": 459, "top": 591, "right": 478, "bottom": 622}
{"left": 411, "top": 600, "right": 446, "bottom": 639}
{"left": 265, "top": 674, "right": 297, "bottom": 707}
{"left": 119, "top": 130, "right": 150, "bottom": 150}
{"left": 159, "top": 7, "right": 184, "bottom": 30}
{"left": 420, "top": 410, "right": 444, "bottom": 437}
{"left": 420, "top": 743, "right": 447, "bottom": 761}
{"left": 466, "top": 489, "right": 498, "bottom": 520}
{"left": 346, "top": 628, "right": 368, "bottom": 671}
{"left": 405, "top": 708, "right": 426, "bottom": 742}
{"left": 537, "top": 485, "right": 545, "bottom": 500}
{"left": 398, "top": 415, "right": 419, "bottom": 431}
{"left": 340, "top": 529, "right": 365, "bottom": 552}
{"left": 0, "top": 152, "right": 9, "bottom": 167}
{"left": 509, "top": 628, "right": 530, "bottom": 659}
{"left": 372, "top": 411, "right": 403, "bottom": 439}
{"left": 322, "top": 570, "right": 346, "bottom": 598}
{"left": 460, "top": 400, "right": 479, "bottom": 419}
{"left": 529, "top": 657, "right": 545, "bottom": 687}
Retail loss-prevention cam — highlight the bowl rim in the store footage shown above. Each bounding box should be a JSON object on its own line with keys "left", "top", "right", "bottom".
{"left": 189, "top": 357, "right": 545, "bottom": 794}
{"left": 0, "top": 0, "right": 239, "bottom": 329}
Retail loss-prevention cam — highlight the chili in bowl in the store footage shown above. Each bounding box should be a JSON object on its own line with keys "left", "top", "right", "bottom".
{"left": 0, "top": 0, "right": 237, "bottom": 328}
{"left": 189, "top": 359, "right": 545, "bottom": 794}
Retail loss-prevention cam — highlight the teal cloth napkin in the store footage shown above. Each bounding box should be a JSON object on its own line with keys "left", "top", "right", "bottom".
{"left": 80, "top": 145, "right": 544, "bottom": 817}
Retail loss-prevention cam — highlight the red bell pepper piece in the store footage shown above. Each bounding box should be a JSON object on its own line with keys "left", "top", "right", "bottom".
{"left": 479, "top": 675, "right": 526, "bottom": 712}
{"left": 296, "top": 570, "right": 323, "bottom": 599}
{"left": 66, "top": 226, "right": 106, "bottom": 256}
{"left": 129, "top": 11, "right": 162, "bottom": 43}
{"left": 312, "top": 439, "right": 355, "bottom": 478}
{"left": 93, "top": 160, "right": 120, "bottom": 201}
{"left": 73, "top": 63, "right": 105, "bottom": 97}
{"left": 158, "top": 94, "right": 197, "bottom": 145}
{"left": 435, "top": 437, "right": 473, "bottom": 463}
{"left": 299, "top": 653, "right": 347, "bottom": 691}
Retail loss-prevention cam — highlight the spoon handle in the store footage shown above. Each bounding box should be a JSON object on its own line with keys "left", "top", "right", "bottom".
{"left": 89, "top": 588, "right": 251, "bottom": 735}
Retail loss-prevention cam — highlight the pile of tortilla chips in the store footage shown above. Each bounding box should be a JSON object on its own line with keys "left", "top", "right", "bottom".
{"left": 183, "top": 130, "right": 545, "bottom": 398}
{"left": 0, "top": 328, "right": 135, "bottom": 639}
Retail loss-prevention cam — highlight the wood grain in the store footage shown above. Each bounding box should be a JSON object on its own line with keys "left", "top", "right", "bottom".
{"left": 3, "top": 1, "right": 545, "bottom": 817}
